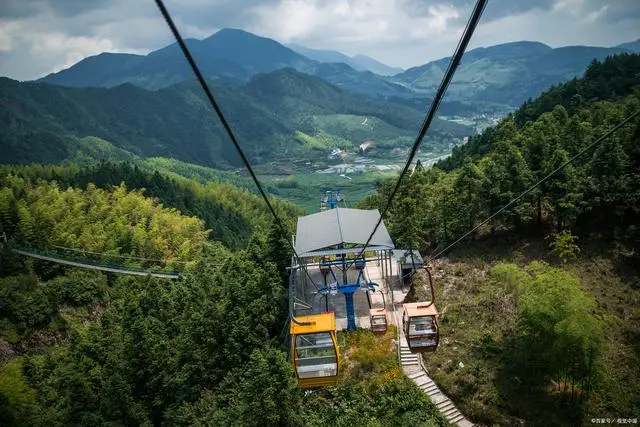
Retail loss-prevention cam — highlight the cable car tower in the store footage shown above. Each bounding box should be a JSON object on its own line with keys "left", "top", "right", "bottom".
{"left": 319, "top": 190, "right": 345, "bottom": 211}
{"left": 288, "top": 207, "right": 395, "bottom": 388}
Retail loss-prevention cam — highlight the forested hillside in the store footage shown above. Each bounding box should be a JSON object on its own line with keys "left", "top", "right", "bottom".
{"left": 0, "top": 162, "right": 297, "bottom": 250}
{"left": 0, "top": 160, "right": 448, "bottom": 426}
{"left": 360, "top": 53, "right": 640, "bottom": 425}
{"left": 0, "top": 69, "right": 468, "bottom": 167}
{"left": 0, "top": 177, "right": 208, "bottom": 267}
{"left": 439, "top": 53, "right": 640, "bottom": 170}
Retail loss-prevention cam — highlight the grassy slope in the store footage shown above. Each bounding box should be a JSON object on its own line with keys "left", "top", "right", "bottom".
{"left": 337, "top": 326, "right": 400, "bottom": 382}
{"left": 411, "top": 233, "right": 640, "bottom": 426}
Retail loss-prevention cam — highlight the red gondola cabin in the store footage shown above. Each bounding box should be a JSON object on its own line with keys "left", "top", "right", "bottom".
{"left": 369, "top": 308, "right": 387, "bottom": 334}
{"left": 402, "top": 302, "right": 439, "bottom": 353}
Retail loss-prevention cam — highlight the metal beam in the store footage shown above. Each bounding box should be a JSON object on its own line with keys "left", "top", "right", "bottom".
{"left": 12, "top": 249, "right": 180, "bottom": 279}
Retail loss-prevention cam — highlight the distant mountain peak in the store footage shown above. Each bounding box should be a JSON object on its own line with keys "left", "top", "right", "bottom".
{"left": 214, "top": 27, "right": 252, "bottom": 35}
{"left": 350, "top": 53, "right": 404, "bottom": 76}
{"left": 616, "top": 38, "right": 640, "bottom": 53}
{"left": 489, "top": 40, "right": 552, "bottom": 49}
{"left": 204, "top": 27, "right": 273, "bottom": 43}
{"left": 287, "top": 43, "right": 403, "bottom": 76}
{"left": 466, "top": 40, "right": 552, "bottom": 59}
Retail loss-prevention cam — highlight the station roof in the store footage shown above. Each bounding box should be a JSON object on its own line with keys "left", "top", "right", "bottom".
{"left": 295, "top": 208, "right": 395, "bottom": 257}
{"left": 290, "top": 312, "right": 336, "bottom": 334}
{"left": 403, "top": 302, "right": 438, "bottom": 317}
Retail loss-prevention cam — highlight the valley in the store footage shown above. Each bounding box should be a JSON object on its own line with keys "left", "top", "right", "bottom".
{"left": 0, "top": 71, "right": 470, "bottom": 168}
{"left": 145, "top": 149, "right": 450, "bottom": 213}
{"left": 5, "top": 28, "right": 638, "bottom": 206}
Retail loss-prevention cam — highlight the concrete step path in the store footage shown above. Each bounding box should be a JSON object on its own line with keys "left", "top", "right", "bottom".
{"left": 405, "top": 370, "right": 475, "bottom": 427}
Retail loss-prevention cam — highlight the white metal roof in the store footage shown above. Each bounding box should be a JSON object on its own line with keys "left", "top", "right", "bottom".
{"left": 295, "top": 208, "right": 395, "bottom": 256}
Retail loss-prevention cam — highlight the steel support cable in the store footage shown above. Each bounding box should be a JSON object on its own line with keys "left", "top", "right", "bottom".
{"left": 50, "top": 244, "right": 190, "bottom": 264}
{"left": 428, "top": 108, "right": 640, "bottom": 262}
{"left": 153, "top": 0, "right": 320, "bottom": 291}
{"left": 351, "top": 0, "right": 488, "bottom": 262}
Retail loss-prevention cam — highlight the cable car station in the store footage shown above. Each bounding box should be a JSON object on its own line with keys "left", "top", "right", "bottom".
{"left": 291, "top": 207, "right": 395, "bottom": 330}
{"left": 288, "top": 206, "right": 441, "bottom": 389}
{"left": 319, "top": 189, "right": 345, "bottom": 211}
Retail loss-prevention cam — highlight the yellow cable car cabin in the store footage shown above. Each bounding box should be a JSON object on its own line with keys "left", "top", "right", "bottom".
{"left": 402, "top": 302, "right": 439, "bottom": 353}
{"left": 369, "top": 308, "right": 388, "bottom": 334}
{"left": 290, "top": 313, "right": 340, "bottom": 388}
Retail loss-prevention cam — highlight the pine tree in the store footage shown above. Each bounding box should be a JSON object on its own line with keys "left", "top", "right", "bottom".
{"left": 453, "top": 157, "right": 484, "bottom": 235}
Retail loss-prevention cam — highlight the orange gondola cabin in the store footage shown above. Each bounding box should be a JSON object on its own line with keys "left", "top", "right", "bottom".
{"left": 369, "top": 308, "right": 388, "bottom": 334}
{"left": 402, "top": 302, "right": 439, "bottom": 353}
{"left": 290, "top": 313, "right": 340, "bottom": 388}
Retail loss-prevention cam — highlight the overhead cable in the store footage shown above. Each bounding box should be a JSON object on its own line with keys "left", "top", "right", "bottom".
{"left": 154, "top": 0, "right": 320, "bottom": 289}
{"left": 354, "top": 0, "right": 488, "bottom": 259}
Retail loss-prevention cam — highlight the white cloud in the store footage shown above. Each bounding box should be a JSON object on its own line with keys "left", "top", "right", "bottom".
{"left": 469, "top": 5, "right": 639, "bottom": 51}
{"left": 0, "top": 0, "right": 638, "bottom": 80}
{"left": 252, "top": 0, "right": 321, "bottom": 41}
{"left": 28, "top": 33, "right": 121, "bottom": 73}
{"left": 249, "top": 0, "right": 462, "bottom": 63}
{"left": 585, "top": 5, "right": 609, "bottom": 23}
{"left": 0, "top": 21, "right": 20, "bottom": 52}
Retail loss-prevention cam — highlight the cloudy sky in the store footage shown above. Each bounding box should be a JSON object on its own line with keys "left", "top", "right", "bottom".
{"left": 1, "top": 0, "right": 639, "bottom": 80}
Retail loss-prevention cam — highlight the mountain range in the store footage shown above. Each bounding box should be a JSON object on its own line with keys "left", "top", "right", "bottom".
{"left": 39, "top": 28, "right": 408, "bottom": 100}
{"left": 38, "top": 29, "right": 640, "bottom": 114}
{"left": 4, "top": 29, "right": 639, "bottom": 172}
{"left": 390, "top": 40, "right": 634, "bottom": 109}
{"left": 1, "top": 69, "right": 469, "bottom": 167}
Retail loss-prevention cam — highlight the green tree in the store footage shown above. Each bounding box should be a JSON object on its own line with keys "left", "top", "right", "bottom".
{"left": 16, "top": 200, "right": 35, "bottom": 243}
{"left": 391, "top": 196, "right": 423, "bottom": 266}
{"left": 545, "top": 148, "right": 584, "bottom": 231}
{"left": 173, "top": 348, "right": 302, "bottom": 426}
{"left": 510, "top": 262, "right": 603, "bottom": 403}
{"left": 0, "top": 187, "right": 16, "bottom": 236}
{"left": 479, "top": 141, "right": 534, "bottom": 232}
{"left": 452, "top": 157, "right": 484, "bottom": 235}
{"left": 0, "top": 359, "right": 38, "bottom": 427}
{"left": 587, "top": 135, "right": 632, "bottom": 230}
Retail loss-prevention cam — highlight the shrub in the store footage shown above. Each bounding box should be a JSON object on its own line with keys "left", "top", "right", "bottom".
{"left": 547, "top": 230, "right": 580, "bottom": 263}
